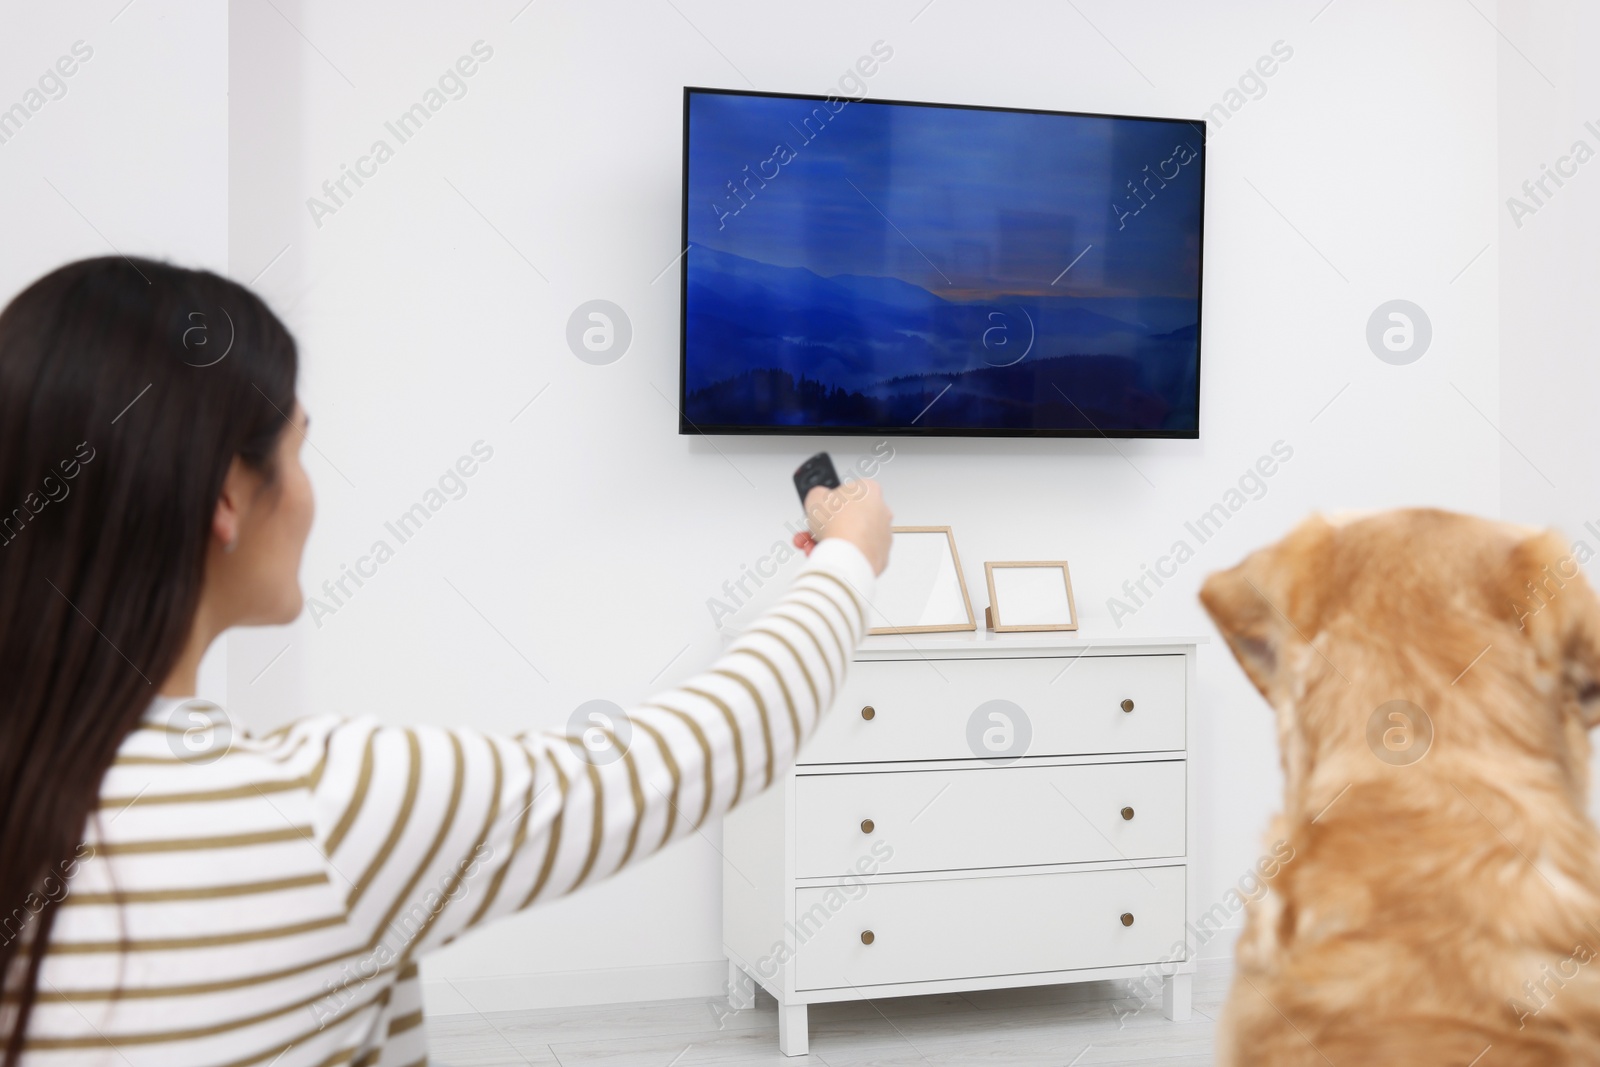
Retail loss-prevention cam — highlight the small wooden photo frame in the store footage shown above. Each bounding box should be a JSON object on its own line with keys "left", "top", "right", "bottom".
{"left": 984, "top": 561, "right": 1078, "bottom": 633}
{"left": 865, "top": 526, "right": 977, "bottom": 635}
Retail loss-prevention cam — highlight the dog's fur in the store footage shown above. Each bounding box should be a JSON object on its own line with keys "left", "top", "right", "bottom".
{"left": 1200, "top": 509, "right": 1600, "bottom": 1065}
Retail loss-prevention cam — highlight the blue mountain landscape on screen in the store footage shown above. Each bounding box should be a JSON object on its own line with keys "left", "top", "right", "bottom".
{"left": 683, "top": 92, "right": 1204, "bottom": 434}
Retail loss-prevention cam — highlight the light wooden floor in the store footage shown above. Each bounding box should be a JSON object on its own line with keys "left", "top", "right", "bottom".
{"left": 427, "top": 958, "right": 1230, "bottom": 1066}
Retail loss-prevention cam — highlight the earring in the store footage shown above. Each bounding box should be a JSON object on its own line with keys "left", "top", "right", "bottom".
{"left": 224, "top": 536, "right": 238, "bottom": 554}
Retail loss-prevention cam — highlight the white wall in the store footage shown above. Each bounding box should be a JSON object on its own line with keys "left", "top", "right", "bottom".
{"left": 3, "top": 0, "right": 1505, "bottom": 1014}
{"left": 1496, "top": 0, "right": 1600, "bottom": 823}
{"left": 221, "top": 0, "right": 1502, "bottom": 1011}
{"left": 1498, "top": 0, "right": 1600, "bottom": 555}
{"left": 0, "top": 0, "right": 231, "bottom": 700}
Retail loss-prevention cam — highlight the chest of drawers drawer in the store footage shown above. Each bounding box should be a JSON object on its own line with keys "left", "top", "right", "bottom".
{"left": 801, "top": 653, "right": 1185, "bottom": 765}
{"left": 794, "top": 864, "right": 1186, "bottom": 990}
{"left": 795, "top": 759, "right": 1185, "bottom": 876}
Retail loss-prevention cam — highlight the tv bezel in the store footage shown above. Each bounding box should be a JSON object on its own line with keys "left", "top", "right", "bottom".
{"left": 678, "top": 86, "right": 1207, "bottom": 440}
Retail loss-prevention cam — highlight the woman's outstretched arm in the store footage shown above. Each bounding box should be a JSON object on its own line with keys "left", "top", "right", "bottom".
{"left": 307, "top": 517, "right": 881, "bottom": 965}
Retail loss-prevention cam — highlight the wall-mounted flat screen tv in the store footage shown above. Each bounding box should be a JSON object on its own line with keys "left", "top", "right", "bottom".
{"left": 679, "top": 87, "right": 1205, "bottom": 438}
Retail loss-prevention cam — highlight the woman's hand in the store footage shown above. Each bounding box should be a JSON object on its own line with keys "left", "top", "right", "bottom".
{"left": 796, "top": 479, "right": 893, "bottom": 576}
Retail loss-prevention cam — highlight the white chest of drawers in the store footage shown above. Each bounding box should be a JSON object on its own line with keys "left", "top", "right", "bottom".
{"left": 722, "top": 633, "right": 1200, "bottom": 1056}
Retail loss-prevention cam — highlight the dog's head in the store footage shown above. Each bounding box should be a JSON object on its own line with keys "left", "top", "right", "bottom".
{"left": 1200, "top": 509, "right": 1600, "bottom": 793}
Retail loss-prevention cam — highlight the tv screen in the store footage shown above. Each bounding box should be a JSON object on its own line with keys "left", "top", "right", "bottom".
{"left": 679, "top": 88, "right": 1206, "bottom": 438}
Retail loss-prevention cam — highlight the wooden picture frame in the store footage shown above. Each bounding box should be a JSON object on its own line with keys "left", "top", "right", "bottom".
{"left": 865, "top": 526, "right": 977, "bottom": 635}
{"left": 984, "top": 561, "right": 1079, "bottom": 633}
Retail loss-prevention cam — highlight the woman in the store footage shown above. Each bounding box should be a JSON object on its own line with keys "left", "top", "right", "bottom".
{"left": 0, "top": 257, "right": 892, "bottom": 1067}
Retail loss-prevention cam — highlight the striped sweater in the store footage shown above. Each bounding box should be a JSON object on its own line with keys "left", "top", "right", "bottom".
{"left": 11, "top": 538, "right": 875, "bottom": 1067}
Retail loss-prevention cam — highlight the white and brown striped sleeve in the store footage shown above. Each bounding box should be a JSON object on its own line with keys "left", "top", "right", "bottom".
{"left": 308, "top": 537, "right": 876, "bottom": 958}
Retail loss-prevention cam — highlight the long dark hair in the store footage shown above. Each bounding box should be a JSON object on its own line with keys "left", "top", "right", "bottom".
{"left": 0, "top": 257, "right": 298, "bottom": 1061}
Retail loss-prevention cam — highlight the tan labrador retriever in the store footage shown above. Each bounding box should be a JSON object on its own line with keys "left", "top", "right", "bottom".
{"left": 1200, "top": 509, "right": 1600, "bottom": 1065}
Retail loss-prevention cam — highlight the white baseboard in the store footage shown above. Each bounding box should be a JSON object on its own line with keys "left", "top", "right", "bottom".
{"left": 421, "top": 959, "right": 729, "bottom": 1016}
{"left": 1194, "top": 920, "right": 1244, "bottom": 961}
{"left": 422, "top": 926, "right": 1243, "bottom": 1017}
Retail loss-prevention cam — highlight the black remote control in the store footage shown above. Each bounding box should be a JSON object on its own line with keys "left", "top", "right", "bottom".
{"left": 793, "top": 452, "right": 841, "bottom": 506}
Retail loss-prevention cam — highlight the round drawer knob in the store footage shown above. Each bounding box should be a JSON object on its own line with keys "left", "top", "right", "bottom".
{"left": 861, "top": 706, "right": 876, "bottom": 721}
{"left": 1120, "top": 699, "right": 1135, "bottom": 713}
{"left": 860, "top": 930, "right": 875, "bottom": 945}
{"left": 1121, "top": 806, "right": 1135, "bottom": 821}
{"left": 860, "top": 819, "right": 875, "bottom": 835}
{"left": 1120, "top": 912, "right": 1135, "bottom": 927}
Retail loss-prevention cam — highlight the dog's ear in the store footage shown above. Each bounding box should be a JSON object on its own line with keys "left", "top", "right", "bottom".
{"left": 1507, "top": 529, "right": 1600, "bottom": 727}
{"left": 1200, "top": 514, "right": 1335, "bottom": 704}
